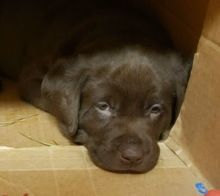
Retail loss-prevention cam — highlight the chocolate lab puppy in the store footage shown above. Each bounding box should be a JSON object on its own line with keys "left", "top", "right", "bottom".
{"left": 0, "top": 0, "right": 191, "bottom": 173}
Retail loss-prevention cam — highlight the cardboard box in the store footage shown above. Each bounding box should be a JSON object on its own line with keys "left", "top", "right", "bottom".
{"left": 0, "top": 0, "right": 220, "bottom": 195}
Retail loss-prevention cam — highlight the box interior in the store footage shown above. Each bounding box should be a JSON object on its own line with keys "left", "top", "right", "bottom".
{"left": 1, "top": 0, "right": 220, "bottom": 195}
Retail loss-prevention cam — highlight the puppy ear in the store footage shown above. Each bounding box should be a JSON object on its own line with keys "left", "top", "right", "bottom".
{"left": 171, "top": 56, "right": 192, "bottom": 127}
{"left": 159, "top": 81, "right": 186, "bottom": 140}
{"left": 160, "top": 56, "right": 192, "bottom": 141}
{"left": 41, "top": 59, "right": 87, "bottom": 137}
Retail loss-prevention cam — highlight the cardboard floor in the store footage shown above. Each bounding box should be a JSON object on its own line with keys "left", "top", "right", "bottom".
{"left": 0, "top": 80, "right": 201, "bottom": 195}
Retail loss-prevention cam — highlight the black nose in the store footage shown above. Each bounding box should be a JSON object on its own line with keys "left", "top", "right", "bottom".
{"left": 119, "top": 146, "right": 144, "bottom": 165}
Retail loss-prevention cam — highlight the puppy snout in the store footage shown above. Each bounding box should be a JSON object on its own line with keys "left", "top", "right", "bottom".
{"left": 119, "top": 144, "right": 144, "bottom": 165}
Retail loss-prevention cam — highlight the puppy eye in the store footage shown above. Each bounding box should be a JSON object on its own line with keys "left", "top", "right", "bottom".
{"left": 96, "top": 102, "right": 110, "bottom": 111}
{"left": 150, "top": 104, "right": 162, "bottom": 114}
{"left": 145, "top": 104, "right": 162, "bottom": 117}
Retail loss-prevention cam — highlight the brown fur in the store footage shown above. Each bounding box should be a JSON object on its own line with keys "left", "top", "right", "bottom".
{"left": 0, "top": 0, "right": 191, "bottom": 173}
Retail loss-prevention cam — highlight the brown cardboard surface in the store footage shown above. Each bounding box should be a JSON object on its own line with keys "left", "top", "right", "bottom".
{"left": 171, "top": 36, "right": 220, "bottom": 188}
{"left": 0, "top": 80, "right": 70, "bottom": 147}
{"left": 203, "top": 0, "right": 220, "bottom": 46}
{"left": 169, "top": 0, "right": 220, "bottom": 187}
{"left": 0, "top": 145, "right": 198, "bottom": 196}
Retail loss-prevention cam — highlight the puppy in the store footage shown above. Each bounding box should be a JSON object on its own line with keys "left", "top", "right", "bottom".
{"left": 0, "top": 1, "right": 191, "bottom": 173}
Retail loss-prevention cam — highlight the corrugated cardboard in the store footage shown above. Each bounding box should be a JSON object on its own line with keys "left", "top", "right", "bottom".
{"left": 1, "top": 0, "right": 220, "bottom": 195}
{"left": 170, "top": 0, "right": 220, "bottom": 187}
{"left": 0, "top": 145, "right": 198, "bottom": 196}
{"left": 0, "top": 80, "right": 70, "bottom": 147}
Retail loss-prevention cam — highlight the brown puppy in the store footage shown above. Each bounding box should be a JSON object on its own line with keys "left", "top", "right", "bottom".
{"left": 0, "top": 1, "right": 191, "bottom": 173}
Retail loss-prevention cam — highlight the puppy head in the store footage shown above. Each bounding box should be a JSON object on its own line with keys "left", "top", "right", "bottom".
{"left": 42, "top": 49, "right": 188, "bottom": 173}
{"left": 76, "top": 59, "right": 174, "bottom": 172}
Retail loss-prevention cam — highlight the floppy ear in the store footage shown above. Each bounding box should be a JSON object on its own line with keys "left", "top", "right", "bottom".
{"left": 41, "top": 59, "right": 88, "bottom": 137}
{"left": 160, "top": 56, "right": 192, "bottom": 140}
{"left": 171, "top": 56, "right": 193, "bottom": 126}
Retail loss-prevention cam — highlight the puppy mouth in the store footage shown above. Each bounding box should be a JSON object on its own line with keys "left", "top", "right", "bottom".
{"left": 93, "top": 159, "right": 158, "bottom": 174}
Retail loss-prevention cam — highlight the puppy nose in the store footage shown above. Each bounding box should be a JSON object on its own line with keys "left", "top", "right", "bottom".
{"left": 119, "top": 147, "right": 144, "bottom": 165}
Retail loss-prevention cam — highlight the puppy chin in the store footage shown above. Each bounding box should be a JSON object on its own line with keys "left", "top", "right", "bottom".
{"left": 87, "top": 148, "right": 160, "bottom": 174}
